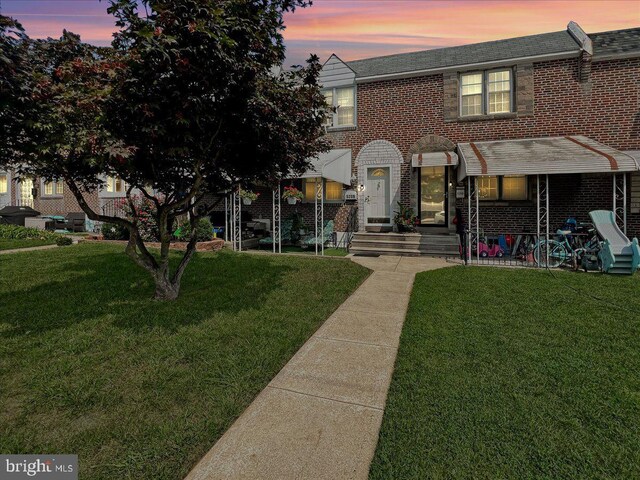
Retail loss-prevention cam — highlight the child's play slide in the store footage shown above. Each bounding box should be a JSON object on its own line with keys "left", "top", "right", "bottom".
{"left": 589, "top": 210, "right": 640, "bottom": 275}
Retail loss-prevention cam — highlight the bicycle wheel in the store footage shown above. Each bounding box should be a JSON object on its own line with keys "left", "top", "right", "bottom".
{"left": 534, "top": 240, "right": 566, "bottom": 268}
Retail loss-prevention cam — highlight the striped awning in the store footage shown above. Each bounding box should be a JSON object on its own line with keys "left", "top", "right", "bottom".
{"left": 411, "top": 151, "right": 458, "bottom": 168}
{"left": 457, "top": 136, "right": 639, "bottom": 181}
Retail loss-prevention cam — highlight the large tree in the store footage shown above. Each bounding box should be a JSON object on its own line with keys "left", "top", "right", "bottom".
{"left": 0, "top": 0, "right": 329, "bottom": 300}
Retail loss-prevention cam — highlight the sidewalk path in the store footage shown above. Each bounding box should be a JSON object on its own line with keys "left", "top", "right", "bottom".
{"left": 185, "top": 255, "right": 452, "bottom": 480}
{"left": 0, "top": 244, "right": 58, "bottom": 255}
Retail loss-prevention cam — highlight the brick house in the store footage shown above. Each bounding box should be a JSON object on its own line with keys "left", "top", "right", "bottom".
{"left": 225, "top": 21, "right": 640, "bottom": 255}
{"left": 3, "top": 22, "right": 639, "bottom": 256}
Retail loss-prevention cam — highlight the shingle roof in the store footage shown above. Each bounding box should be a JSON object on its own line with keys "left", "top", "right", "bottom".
{"left": 346, "top": 31, "right": 580, "bottom": 78}
{"left": 590, "top": 27, "right": 640, "bottom": 58}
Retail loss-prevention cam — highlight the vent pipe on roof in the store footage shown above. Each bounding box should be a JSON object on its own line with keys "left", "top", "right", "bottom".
{"left": 567, "top": 21, "right": 593, "bottom": 83}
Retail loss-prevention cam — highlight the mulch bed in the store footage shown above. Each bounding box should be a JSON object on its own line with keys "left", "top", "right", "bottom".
{"left": 83, "top": 237, "right": 225, "bottom": 252}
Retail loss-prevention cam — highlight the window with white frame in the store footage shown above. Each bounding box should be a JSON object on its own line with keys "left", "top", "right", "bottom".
{"left": 478, "top": 175, "right": 527, "bottom": 201}
{"left": 460, "top": 69, "right": 513, "bottom": 117}
{"left": 0, "top": 173, "right": 7, "bottom": 194}
{"left": 322, "top": 86, "right": 355, "bottom": 127}
{"left": 106, "top": 176, "right": 126, "bottom": 194}
{"left": 42, "top": 179, "right": 64, "bottom": 196}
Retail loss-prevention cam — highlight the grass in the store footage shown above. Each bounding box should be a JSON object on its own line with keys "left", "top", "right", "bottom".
{"left": 270, "top": 246, "right": 348, "bottom": 257}
{"left": 0, "top": 238, "right": 57, "bottom": 250}
{"left": 370, "top": 267, "right": 640, "bottom": 479}
{"left": 0, "top": 243, "right": 369, "bottom": 479}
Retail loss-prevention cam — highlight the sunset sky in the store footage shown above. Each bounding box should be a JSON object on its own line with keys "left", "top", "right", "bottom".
{"left": 3, "top": 0, "right": 640, "bottom": 66}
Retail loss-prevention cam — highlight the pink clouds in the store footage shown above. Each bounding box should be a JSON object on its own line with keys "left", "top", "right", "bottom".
{"left": 4, "top": 0, "right": 639, "bottom": 65}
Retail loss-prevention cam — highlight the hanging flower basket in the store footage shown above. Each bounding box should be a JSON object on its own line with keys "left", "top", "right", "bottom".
{"left": 283, "top": 186, "right": 303, "bottom": 205}
{"left": 239, "top": 189, "right": 260, "bottom": 206}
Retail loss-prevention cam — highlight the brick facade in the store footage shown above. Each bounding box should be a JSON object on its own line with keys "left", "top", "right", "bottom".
{"left": 324, "top": 56, "right": 640, "bottom": 237}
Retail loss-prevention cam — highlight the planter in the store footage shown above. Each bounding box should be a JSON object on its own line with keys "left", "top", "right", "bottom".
{"left": 286, "top": 197, "right": 298, "bottom": 205}
{"left": 242, "top": 198, "right": 252, "bottom": 206}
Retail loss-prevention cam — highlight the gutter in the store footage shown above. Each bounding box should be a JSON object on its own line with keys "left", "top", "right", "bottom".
{"left": 354, "top": 50, "right": 581, "bottom": 84}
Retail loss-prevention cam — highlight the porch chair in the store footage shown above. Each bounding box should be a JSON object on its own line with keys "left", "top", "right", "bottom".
{"left": 301, "top": 220, "right": 335, "bottom": 248}
{"left": 258, "top": 219, "right": 294, "bottom": 247}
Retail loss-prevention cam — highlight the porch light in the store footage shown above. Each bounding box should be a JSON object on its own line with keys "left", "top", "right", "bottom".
{"left": 357, "top": 184, "right": 365, "bottom": 192}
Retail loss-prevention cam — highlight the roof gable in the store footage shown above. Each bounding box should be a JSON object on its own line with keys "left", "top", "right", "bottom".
{"left": 319, "top": 54, "right": 356, "bottom": 89}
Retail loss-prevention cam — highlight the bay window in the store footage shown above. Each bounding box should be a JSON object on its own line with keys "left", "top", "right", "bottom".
{"left": 478, "top": 175, "right": 527, "bottom": 201}
{"left": 460, "top": 68, "right": 513, "bottom": 117}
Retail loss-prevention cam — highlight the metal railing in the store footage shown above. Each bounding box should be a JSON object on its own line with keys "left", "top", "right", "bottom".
{"left": 345, "top": 205, "right": 358, "bottom": 252}
{"left": 101, "top": 197, "right": 127, "bottom": 218}
{"left": 465, "top": 230, "right": 601, "bottom": 270}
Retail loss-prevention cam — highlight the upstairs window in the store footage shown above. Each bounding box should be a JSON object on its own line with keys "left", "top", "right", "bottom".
{"left": 106, "top": 176, "right": 126, "bottom": 194}
{"left": 43, "top": 179, "right": 64, "bottom": 196}
{"left": 0, "top": 173, "right": 7, "bottom": 194}
{"left": 323, "top": 86, "right": 355, "bottom": 127}
{"left": 460, "top": 69, "right": 512, "bottom": 117}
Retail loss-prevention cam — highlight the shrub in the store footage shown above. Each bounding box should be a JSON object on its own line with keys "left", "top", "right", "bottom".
{"left": 174, "top": 218, "right": 214, "bottom": 242}
{"left": 56, "top": 236, "right": 73, "bottom": 246}
{"left": 101, "top": 222, "right": 129, "bottom": 240}
{"left": 0, "top": 224, "right": 59, "bottom": 241}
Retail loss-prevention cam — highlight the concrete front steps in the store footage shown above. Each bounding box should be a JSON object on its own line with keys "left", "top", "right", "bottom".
{"left": 349, "top": 232, "right": 460, "bottom": 257}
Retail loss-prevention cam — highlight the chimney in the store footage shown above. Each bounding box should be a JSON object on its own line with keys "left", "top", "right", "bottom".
{"left": 567, "top": 21, "right": 593, "bottom": 83}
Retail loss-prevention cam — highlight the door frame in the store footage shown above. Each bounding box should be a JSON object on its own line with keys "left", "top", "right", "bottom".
{"left": 417, "top": 165, "right": 449, "bottom": 227}
{"left": 364, "top": 164, "right": 393, "bottom": 226}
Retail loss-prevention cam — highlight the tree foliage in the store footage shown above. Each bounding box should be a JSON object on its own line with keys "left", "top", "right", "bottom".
{"left": 0, "top": 0, "right": 329, "bottom": 300}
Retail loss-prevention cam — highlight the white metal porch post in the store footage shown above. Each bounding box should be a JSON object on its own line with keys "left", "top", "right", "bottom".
{"left": 232, "top": 187, "right": 242, "bottom": 251}
{"left": 613, "top": 174, "right": 627, "bottom": 235}
{"left": 315, "top": 179, "right": 324, "bottom": 256}
{"left": 536, "top": 174, "right": 550, "bottom": 267}
{"left": 272, "top": 183, "right": 281, "bottom": 254}
{"left": 224, "top": 195, "right": 229, "bottom": 243}
{"left": 467, "top": 177, "right": 479, "bottom": 263}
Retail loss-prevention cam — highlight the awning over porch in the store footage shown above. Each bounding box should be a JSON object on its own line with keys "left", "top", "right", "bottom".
{"left": 411, "top": 151, "right": 458, "bottom": 168}
{"left": 295, "top": 148, "right": 352, "bottom": 185}
{"left": 457, "top": 136, "right": 639, "bottom": 181}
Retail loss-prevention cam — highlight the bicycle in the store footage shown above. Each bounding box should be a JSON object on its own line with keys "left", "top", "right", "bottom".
{"left": 533, "top": 223, "right": 602, "bottom": 270}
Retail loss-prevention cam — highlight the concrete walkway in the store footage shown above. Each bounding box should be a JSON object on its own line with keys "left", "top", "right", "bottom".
{"left": 0, "top": 244, "right": 58, "bottom": 255}
{"left": 185, "top": 255, "right": 452, "bottom": 480}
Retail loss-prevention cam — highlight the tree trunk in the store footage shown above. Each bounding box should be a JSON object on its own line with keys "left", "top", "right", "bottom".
{"left": 154, "top": 269, "right": 180, "bottom": 301}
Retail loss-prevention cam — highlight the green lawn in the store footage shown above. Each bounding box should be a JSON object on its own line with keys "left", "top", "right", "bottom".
{"left": 0, "top": 243, "right": 369, "bottom": 479}
{"left": 0, "top": 238, "right": 57, "bottom": 250}
{"left": 370, "top": 267, "right": 640, "bottom": 479}
{"left": 267, "top": 246, "right": 348, "bottom": 257}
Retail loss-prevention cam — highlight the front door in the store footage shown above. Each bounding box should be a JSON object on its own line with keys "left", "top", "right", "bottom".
{"left": 365, "top": 166, "right": 391, "bottom": 225}
{"left": 420, "top": 166, "right": 448, "bottom": 226}
{"left": 18, "top": 178, "right": 34, "bottom": 208}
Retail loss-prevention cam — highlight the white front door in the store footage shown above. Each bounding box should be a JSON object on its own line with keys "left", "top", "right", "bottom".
{"left": 0, "top": 172, "right": 8, "bottom": 208}
{"left": 365, "top": 166, "right": 391, "bottom": 224}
